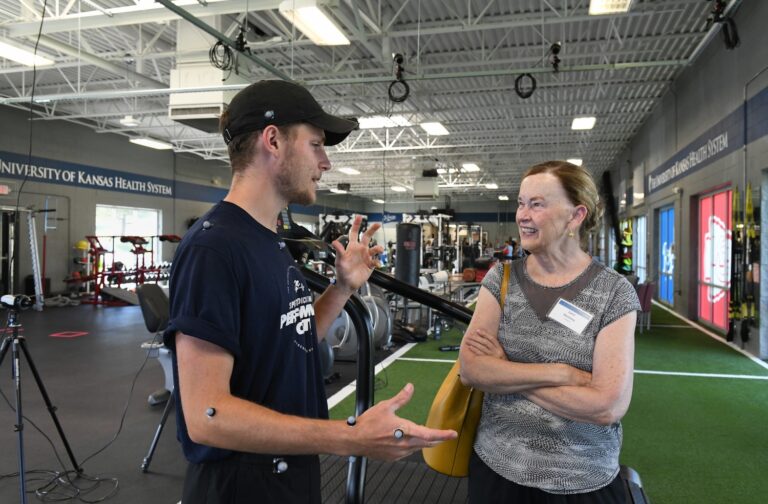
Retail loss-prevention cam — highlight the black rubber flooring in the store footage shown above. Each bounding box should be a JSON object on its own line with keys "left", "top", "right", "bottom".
{"left": 0, "top": 304, "right": 463, "bottom": 504}
{"left": 321, "top": 455, "right": 468, "bottom": 504}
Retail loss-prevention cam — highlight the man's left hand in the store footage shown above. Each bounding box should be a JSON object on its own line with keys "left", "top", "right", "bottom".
{"left": 332, "top": 215, "right": 384, "bottom": 293}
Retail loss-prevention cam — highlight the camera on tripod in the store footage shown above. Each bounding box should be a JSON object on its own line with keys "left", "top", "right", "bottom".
{"left": 1, "top": 294, "right": 34, "bottom": 311}
{"left": 0, "top": 292, "right": 83, "bottom": 504}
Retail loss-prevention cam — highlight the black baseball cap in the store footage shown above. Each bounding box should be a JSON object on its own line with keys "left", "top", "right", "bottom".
{"left": 221, "top": 80, "right": 358, "bottom": 146}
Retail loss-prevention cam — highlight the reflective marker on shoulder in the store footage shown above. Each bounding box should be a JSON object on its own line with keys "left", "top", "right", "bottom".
{"left": 205, "top": 407, "right": 216, "bottom": 417}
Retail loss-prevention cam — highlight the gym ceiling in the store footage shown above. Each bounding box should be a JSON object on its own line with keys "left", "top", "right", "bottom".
{"left": 0, "top": 0, "right": 734, "bottom": 202}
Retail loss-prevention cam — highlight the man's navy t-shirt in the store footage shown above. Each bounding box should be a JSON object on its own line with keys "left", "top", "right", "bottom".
{"left": 163, "top": 201, "right": 328, "bottom": 464}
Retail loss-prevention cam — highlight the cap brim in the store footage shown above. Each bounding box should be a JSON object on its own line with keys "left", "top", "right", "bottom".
{"left": 307, "top": 113, "right": 358, "bottom": 146}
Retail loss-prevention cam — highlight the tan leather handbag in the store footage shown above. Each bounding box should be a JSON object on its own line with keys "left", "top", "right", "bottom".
{"left": 422, "top": 263, "right": 510, "bottom": 477}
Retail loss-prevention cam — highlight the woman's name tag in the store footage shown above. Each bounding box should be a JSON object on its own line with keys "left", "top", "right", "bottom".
{"left": 547, "top": 298, "right": 594, "bottom": 335}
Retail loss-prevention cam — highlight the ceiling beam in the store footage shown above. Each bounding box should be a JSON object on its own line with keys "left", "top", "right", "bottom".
{"left": 0, "top": 58, "right": 686, "bottom": 105}
{"left": 7, "top": 0, "right": 282, "bottom": 37}
{"left": 36, "top": 35, "right": 166, "bottom": 88}
{"left": 379, "top": 7, "right": 701, "bottom": 39}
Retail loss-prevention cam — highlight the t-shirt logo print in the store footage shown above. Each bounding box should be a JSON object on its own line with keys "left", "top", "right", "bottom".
{"left": 281, "top": 266, "right": 315, "bottom": 353}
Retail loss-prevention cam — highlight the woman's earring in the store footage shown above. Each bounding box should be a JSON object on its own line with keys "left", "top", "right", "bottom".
{"left": 567, "top": 230, "right": 575, "bottom": 238}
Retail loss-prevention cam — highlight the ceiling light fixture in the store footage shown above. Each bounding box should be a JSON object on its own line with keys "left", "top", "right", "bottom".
{"left": 485, "top": 183, "right": 499, "bottom": 189}
{"left": 23, "top": 1, "right": 252, "bottom": 22}
{"left": 278, "top": 0, "right": 350, "bottom": 46}
{"left": 0, "top": 40, "right": 54, "bottom": 67}
{"left": 129, "top": 138, "right": 173, "bottom": 150}
{"left": 439, "top": 182, "right": 476, "bottom": 188}
{"left": 358, "top": 115, "right": 411, "bottom": 129}
{"left": 589, "top": 0, "right": 635, "bottom": 15}
{"left": 120, "top": 115, "right": 140, "bottom": 127}
{"left": 420, "top": 122, "right": 449, "bottom": 136}
{"left": 461, "top": 163, "right": 481, "bottom": 173}
{"left": 498, "top": 195, "right": 510, "bottom": 201}
{"left": 337, "top": 167, "right": 360, "bottom": 175}
{"left": 372, "top": 199, "right": 385, "bottom": 204}
{"left": 390, "top": 186, "right": 407, "bottom": 192}
{"left": 329, "top": 188, "right": 348, "bottom": 194}
{"left": 571, "top": 116, "right": 596, "bottom": 130}
{"left": 567, "top": 158, "right": 583, "bottom": 166}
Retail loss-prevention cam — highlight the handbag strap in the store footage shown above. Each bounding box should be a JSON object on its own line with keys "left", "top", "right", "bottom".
{"left": 499, "top": 262, "right": 510, "bottom": 308}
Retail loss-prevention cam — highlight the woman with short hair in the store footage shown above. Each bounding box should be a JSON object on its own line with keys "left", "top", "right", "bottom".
{"left": 460, "top": 160, "right": 640, "bottom": 503}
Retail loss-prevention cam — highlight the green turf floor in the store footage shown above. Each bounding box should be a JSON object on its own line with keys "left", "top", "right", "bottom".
{"left": 329, "top": 304, "right": 768, "bottom": 503}
{"left": 635, "top": 326, "right": 768, "bottom": 376}
{"left": 622, "top": 374, "right": 768, "bottom": 503}
{"left": 329, "top": 359, "right": 455, "bottom": 423}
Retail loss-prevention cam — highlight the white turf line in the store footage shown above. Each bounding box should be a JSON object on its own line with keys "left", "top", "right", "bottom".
{"left": 327, "top": 342, "right": 416, "bottom": 409}
{"left": 651, "top": 300, "right": 768, "bottom": 371}
{"left": 397, "top": 357, "right": 768, "bottom": 380}
{"left": 329, "top": 302, "right": 768, "bottom": 410}
{"left": 634, "top": 369, "right": 768, "bottom": 380}
{"left": 399, "top": 357, "right": 456, "bottom": 364}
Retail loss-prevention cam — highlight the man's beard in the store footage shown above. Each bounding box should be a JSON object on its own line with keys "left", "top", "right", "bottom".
{"left": 275, "top": 150, "right": 315, "bottom": 206}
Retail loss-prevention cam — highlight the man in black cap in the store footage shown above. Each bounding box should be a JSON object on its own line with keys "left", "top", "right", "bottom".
{"left": 164, "top": 80, "right": 455, "bottom": 504}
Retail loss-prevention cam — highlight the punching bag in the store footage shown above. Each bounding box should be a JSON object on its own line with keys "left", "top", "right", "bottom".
{"left": 395, "top": 223, "right": 421, "bottom": 286}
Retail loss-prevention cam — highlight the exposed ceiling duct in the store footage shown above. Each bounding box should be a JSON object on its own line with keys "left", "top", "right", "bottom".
{"left": 168, "top": 16, "right": 249, "bottom": 133}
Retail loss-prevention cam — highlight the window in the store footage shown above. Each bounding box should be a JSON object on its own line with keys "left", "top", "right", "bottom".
{"left": 658, "top": 205, "right": 675, "bottom": 305}
{"left": 295, "top": 220, "right": 316, "bottom": 235}
{"left": 633, "top": 215, "right": 647, "bottom": 283}
{"left": 618, "top": 218, "right": 632, "bottom": 275}
{"left": 607, "top": 224, "right": 617, "bottom": 268}
{"left": 95, "top": 205, "right": 162, "bottom": 273}
{"left": 593, "top": 225, "right": 608, "bottom": 264}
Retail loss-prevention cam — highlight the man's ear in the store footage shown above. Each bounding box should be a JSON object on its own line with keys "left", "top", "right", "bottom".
{"left": 261, "top": 125, "right": 281, "bottom": 157}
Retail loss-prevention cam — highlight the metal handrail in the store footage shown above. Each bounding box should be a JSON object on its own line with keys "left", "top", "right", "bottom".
{"left": 301, "top": 268, "right": 373, "bottom": 504}
{"left": 368, "top": 270, "right": 473, "bottom": 325}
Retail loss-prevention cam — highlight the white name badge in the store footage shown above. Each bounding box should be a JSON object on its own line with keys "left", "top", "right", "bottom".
{"left": 547, "top": 298, "right": 594, "bottom": 335}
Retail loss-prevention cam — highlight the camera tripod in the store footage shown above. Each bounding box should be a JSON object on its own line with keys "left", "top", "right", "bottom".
{"left": 0, "top": 304, "right": 82, "bottom": 504}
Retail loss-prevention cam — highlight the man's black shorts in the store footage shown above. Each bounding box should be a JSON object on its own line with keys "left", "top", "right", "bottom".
{"left": 182, "top": 453, "right": 321, "bottom": 504}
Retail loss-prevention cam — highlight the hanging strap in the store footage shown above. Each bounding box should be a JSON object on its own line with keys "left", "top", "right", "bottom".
{"left": 498, "top": 262, "right": 510, "bottom": 308}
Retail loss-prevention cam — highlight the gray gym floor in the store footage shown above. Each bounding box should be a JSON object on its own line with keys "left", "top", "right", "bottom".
{"left": 0, "top": 304, "right": 186, "bottom": 503}
{"left": 0, "top": 303, "right": 462, "bottom": 504}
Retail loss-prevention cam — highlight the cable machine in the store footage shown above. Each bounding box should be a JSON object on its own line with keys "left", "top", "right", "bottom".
{"left": 452, "top": 223, "right": 485, "bottom": 273}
